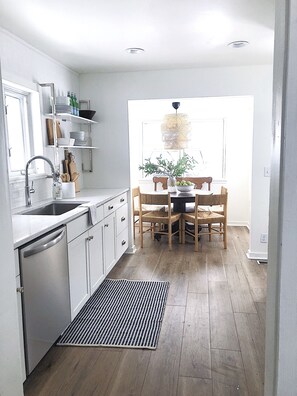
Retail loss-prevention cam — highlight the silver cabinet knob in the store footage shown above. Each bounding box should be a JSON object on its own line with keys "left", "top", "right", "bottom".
{"left": 16, "top": 287, "right": 24, "bottom": 293}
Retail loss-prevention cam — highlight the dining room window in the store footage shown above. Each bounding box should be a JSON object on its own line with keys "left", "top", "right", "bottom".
{"left": 141, "top": 118, "right": 226, "bottom": 179}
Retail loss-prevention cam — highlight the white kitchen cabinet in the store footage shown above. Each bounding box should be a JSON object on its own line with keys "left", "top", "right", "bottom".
{"left": 68, "top": 231, "right": 90, "bottom": 319}
{"left": 88, "top": 220, "right": 104, "bottom": 294}
{"left": 67, "top": 214, "right": 105, "bottom": 319}
{"left": 103, "top": 212, "right": 116, "bottom": 275}
{"left": 115, "top": 203, "right": 129, "bottom": 261}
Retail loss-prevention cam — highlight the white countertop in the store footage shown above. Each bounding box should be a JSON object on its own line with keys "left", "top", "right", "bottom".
{"left": 12, "top": 188, "right": 129, "bottom": 248}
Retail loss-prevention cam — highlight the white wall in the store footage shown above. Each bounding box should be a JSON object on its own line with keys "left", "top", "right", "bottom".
{"left": 0, "top": 28, "right": 83, "bottom": 208}
{"left": 80, "top": 65, "right": 273, "bottom": 257}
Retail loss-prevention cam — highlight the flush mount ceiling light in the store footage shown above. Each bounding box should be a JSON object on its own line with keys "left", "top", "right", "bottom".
{"left": 125, "top": 47, "right": 145, "bottom": 54}
{"left": 161, "top": 102, "right": 191, "bottom": 150}
{"left": 227, "top": 40, "right": 249, "bottom": 48}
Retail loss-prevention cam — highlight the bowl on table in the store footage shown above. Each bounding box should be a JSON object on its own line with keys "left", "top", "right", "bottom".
{"left": 176, "top": 183, "right": 194, "bottom": 192}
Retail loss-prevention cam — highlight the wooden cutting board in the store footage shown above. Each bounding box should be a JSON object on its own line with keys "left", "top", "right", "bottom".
{"left": 68, "top": 153, "right": 80, "bottom": 192}
{"left": 46, "top": 119, "right": 62, "bottom": 145}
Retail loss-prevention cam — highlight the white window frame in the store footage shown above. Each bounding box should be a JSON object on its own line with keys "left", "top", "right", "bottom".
{"left": 3, "top": 80, "right": 44, "bottom": 179}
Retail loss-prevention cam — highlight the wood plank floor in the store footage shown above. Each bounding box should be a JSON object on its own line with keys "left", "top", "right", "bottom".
{"left": 24, "top": 226, "right": 267, "bottom": 396}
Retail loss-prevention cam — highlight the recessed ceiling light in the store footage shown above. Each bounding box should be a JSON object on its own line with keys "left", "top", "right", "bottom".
{"left": 125, "top": 47, "right": 145, "bottom": 54}
{"left": 227, "top": 40, "right": 249, "bottom": 49}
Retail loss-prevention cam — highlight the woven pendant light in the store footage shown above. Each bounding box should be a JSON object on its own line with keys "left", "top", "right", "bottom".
{"left": 161, "top": 102, "right": 191, "bottom": 150}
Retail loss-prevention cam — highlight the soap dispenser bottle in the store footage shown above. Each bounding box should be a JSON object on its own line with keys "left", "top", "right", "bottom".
{"left": 53, "top": 171, "right": 63, "bottom": 200}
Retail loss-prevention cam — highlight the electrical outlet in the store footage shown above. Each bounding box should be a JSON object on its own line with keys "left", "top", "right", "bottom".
{"left": 260, "top": 233, "right": 268, "bottom": 243}
{"left": 264, "top": 167, "right": 270, "bottom": 177}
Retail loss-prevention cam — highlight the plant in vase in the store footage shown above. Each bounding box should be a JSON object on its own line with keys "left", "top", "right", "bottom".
{"left": 139, "top": 153, "right": 197, "bottom": 192}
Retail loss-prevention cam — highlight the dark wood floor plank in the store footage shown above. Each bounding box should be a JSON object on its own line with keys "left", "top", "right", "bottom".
{"left": 256, "top": 302, "right": 266, "bottom": 328}
{"left": 224, "top": 262, "right": 257, "bottom": 314}
{"left": 177, "top": 377, "right": 213, "bottom": 396}
{"left": 209, "top": 281, "right": 240, "bottom": 351}
{"left": 179, "top": 293, "right": 211, "bottom": 379}
{"left": 211, "top": 349, "right": 249, "bottom": 395}
{"left": 141, "top": 305, "right": 185, "bottom": 396}
{"left": 187, "top": 250, "right": 208, "bottom": 294}
{"left": 105, "top": 349, "right": 151, "bottom": 396}
{"left": 24, "top": 347, "right": 121, "bottom": 396}
{"left": 234, "top": 313, "right": 264, "bottom": 396}
{"left": 206, "top": 249, "right": 227, "bottom": 282}
{"left": 251, "top": 287, "right": 267, "bottom": 303}
{"left": 152, "top": 248, "right": 189, "bottom": 306}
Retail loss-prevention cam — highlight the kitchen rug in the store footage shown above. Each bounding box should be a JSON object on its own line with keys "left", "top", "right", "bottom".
{"left": 57, "top": 278, "right": 169, "bottom": 349}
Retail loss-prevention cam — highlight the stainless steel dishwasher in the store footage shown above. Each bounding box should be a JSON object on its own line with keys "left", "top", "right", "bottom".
{"left": 19, "top": 226, "right": 71, "bottom": 375}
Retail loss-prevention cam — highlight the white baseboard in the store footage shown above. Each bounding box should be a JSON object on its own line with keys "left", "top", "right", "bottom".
{"left": 227, "top": 221, "right": 250, "bottom": 227}
{"left": 246, "top": 250, "right": 268, "bottom": 261}
{"left": 126, "top": 244, "right": 137, "bottom": 254}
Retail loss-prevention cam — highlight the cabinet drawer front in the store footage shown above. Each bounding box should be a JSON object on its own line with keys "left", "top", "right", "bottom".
{"left": 67, "top": 213, "right": 89, "bottom": 243}
{"left": 116, "top": 227, "right": 129, "bottom": 260}
{"left": 103, "top": 192, "right": 127, "bottom": 217}
{"left": 116, "top": 204, "right": 128, "bottom": 236}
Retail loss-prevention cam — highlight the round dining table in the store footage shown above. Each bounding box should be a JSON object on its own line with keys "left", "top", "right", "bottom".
{"left": 152, "top": 189, "right": 211, "bottom": 212}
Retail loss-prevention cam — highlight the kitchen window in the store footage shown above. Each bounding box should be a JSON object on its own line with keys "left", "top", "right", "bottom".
{"left": 3, "top": 81, "right": 43, "bottom": 178}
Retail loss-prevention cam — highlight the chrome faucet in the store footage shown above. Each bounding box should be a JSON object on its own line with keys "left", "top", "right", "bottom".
{"left": 25, "top": 155, "right": 58, "bottom": 207}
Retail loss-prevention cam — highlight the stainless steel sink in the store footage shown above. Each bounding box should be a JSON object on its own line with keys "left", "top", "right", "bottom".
{"left": 21, "top": 202, "right": 86, "bottom": 216}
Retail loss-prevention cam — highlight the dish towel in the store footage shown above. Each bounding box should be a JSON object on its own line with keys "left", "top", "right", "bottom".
{"left": 81, "top": 204, "right": 98, "bottom": 225}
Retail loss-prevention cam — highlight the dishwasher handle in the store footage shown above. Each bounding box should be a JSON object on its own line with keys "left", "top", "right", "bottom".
{"left": 23, "top": 229, "right": 66, "bottom": 258}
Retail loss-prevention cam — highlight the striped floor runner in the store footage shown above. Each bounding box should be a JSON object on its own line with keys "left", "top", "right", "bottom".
{"left": 57, "top": 278, "right": 169, "bottom": 349}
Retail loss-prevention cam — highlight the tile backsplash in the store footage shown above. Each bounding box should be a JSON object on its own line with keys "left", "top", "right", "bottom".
{"left": 10, "top": 177, "right": 53, "bottom": 210}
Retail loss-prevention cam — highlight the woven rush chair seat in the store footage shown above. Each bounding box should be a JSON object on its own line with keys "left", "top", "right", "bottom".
{"left": 142, "top": 210, "right": 181, "bottom": 224}
{"left": 139, "top": 192, "right": 181, "bottom": 250}
{"left": 182, "top": 190, "right": 228, "bottom": 252}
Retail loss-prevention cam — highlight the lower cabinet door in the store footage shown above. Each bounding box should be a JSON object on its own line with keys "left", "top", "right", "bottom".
{"left": 68, "top": 231, "right": 90, "bottom": 319}
{"left": 88, "top": 221, "right": 104, "bottom": 295}
{"left": 116, "top": 227, "right": 129, "bottom": 261}
{"left": 103, "top": 213, "right": 116, "bottom": 275}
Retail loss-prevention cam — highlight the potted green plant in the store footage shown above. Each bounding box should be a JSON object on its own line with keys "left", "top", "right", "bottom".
{"left": 139, "top": 153, "right": 197, "bottom": 192}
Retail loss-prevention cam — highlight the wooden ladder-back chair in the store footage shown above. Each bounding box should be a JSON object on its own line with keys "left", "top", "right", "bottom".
{"left": 177, "top": 176, "right": 213, "bottom": 212}
{"left": 153, "top": 176, "right": 168, "bottom": 191}
{"left": 181, "top": 191, "right": 228, "bottom": 252}
{"left": 176, "top": 176, "right": 213, "bottom": 190}
{"left": 139, "top": 192, "right": 182, "bottom": 250}
{"left": 132, "top": 187, "right": 166, "bottom": 240}
{"left": 132, "top": 187, "right": 141, "bottom": 240}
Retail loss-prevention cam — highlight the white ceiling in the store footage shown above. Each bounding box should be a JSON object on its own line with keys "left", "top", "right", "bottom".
{"left": 0, "top": 0, "right": 275, "bottom": 74}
